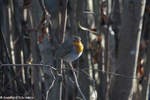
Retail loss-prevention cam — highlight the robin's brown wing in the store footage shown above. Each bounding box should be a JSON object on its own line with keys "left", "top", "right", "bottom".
{"left": 55, "top": 43, "right": 73, "bottom": 59}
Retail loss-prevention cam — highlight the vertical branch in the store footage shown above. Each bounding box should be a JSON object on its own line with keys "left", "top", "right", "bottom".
{"left": 13, "top": 0, "right": 25, "bottom": 95}
{"left": 59, "top": 0, "right": 68, "bottom": 43}
{"left": 30, "top": 0, "right": 43, "bottom": 99}
{"left": 0, "top": 1, "right": 12, "bottom": 64}
{"left": 58, "top": 0, "right": 68, "bottom": 100}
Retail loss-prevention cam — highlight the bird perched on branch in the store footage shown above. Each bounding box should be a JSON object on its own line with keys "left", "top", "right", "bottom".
{"left": 55, "top": 36, "right": 84, "bottom": 62}
{"left": 55, "top": 36, "right": 86, "bottom": 100}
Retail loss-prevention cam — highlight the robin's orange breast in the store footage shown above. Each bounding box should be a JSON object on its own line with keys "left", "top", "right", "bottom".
{"left": 72, "top": 40, "right": 84, "bottom": 54}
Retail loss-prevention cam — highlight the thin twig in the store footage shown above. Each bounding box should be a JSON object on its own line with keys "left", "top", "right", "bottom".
{"left": 0, "top": 64, "right": 57, "bottom": 70}
{"left": 81, "top": 69, "right": 96, "bottom": 86}
{"left": 46, "top": 68, "right": 56, "bottom": 100}
{"left": 0, "top": 30, "right": 12, "bottom": 63}
{"left": 82, "top": 68, "right": 138, "bottom": 79}
{"left": 78, "top": 22, "right": 99, "bottom": 36}
{"left": 38, "top": 0, "right": 48, "bottom": 14}
{"left": 81, "top": 70, "right": 97, "bottom": 97}
{"left": 69, "top": 63, "right": 87, "bottom": 100}
{"left": 0, "top": 63, "right": 139, "bottom": 80}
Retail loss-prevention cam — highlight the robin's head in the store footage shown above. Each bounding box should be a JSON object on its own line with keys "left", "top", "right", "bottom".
{"left": 72, "top": 36, "right": 81, "bottom": 44}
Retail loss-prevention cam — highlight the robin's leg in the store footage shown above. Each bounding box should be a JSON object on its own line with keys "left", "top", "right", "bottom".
{"left": 68, "top": 62, "right": 76, "bottom": 72}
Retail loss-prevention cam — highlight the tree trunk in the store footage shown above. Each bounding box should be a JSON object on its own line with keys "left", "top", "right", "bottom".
{"left": 139, "top": 1, "right": 150, "bottom": 100}
{"left": 109, "top": 0, "right": 146, "bottom": 100}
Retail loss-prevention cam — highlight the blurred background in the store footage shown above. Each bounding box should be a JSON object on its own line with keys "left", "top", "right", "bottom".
{"left": 0, "top": 0, "right": 150, "bottom": 100}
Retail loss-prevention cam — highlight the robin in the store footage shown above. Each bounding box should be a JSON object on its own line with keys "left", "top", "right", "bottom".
{"left": 55, "top": 36, "right": 84, "bottom": 62}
